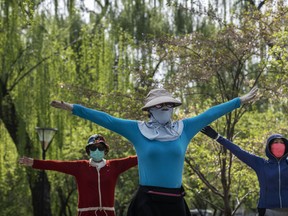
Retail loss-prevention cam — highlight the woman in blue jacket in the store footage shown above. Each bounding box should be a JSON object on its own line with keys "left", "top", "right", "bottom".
{"left": 50, "top": 87, "right": 257, "bottom": 216}
{"left": 201, "top": 125, "right": 288, "bottom": 216}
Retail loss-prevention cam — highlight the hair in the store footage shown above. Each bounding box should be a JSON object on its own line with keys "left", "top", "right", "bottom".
{"left": 147, "top": 112, "right": 151, "bottom": 118}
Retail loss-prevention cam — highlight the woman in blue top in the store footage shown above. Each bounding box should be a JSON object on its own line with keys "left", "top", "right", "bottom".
{"left": 50, "top": 87, "right": 258, "bottom": 216}
{"left": 201, "top": 125, "right": 288, "bottom": 216}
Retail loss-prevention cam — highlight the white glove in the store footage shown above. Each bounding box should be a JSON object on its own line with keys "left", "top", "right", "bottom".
{"left": 239, "top": 87, "right": 258, "bottom": 104}
{"left": 50, "top": 100, "right": 73, "bottom": 111}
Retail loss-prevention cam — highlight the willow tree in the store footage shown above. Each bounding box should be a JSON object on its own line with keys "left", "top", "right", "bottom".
{"left": 0, "top": 1, "right": 53, "bottom": 215}
{"left": 0, "top": 0, "right": 85, "bottom": 215}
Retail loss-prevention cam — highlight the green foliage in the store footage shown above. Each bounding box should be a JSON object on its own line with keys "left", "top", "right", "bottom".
{"left": 2, "top": 0, "right": 288, "bottom": 215}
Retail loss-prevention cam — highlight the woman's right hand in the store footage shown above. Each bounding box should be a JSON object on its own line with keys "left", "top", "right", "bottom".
{"left": 50, "top": 100, "right": 73, "bottom": 111}
{"left": 19, "top": 156, "right": 34, "bottom": 167}
{"left": 201, "top": 125, "right": 219, "bottom": 139}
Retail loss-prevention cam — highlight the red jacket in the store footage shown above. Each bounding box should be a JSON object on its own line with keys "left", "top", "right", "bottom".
{"left": 33, "top": 156, "right": 138, "bottom": 216}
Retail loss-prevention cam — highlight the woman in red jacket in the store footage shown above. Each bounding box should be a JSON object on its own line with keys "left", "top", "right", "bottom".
{"left": 19, "top": 134, "right": 138, "bottom": 216}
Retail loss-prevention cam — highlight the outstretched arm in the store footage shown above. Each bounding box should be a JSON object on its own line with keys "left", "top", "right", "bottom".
{"left": 201, "top": 126, "right": 263, "bottom": 170}
{"left": 19, "top": 156, "right": 80, "bottom": 175}
{"left": 184, "top": 87, "right": 259, "bottom": 138}
{"left": 113, "top": 155, "right": 138, "bottom": 175}
{"left": 19, "top": 156, "right": 34, "bottom": 167}
{"left": 50, "top": 100, "right": 139, "bottom": 142}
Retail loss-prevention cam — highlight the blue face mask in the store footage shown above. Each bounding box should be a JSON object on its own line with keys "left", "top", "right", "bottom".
{"left": 90, "top": 149, "right": 105, "bottom": 162}
{"left": 149, "top": 107, "right": 173, "bottom": 124}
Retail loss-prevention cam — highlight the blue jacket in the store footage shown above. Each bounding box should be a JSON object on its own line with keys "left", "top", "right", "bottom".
{"left": 216, "top": 134, "right": 288, "bottom": 208}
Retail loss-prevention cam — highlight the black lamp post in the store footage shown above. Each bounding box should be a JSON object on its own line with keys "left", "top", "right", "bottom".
{"left": 35, "top": 127, "right": 58, "bottom": 216}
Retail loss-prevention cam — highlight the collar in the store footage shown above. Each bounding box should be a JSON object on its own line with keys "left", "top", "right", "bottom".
{"left": 89, "top": 158, "right": 106, "bottom": 169}
{"left": 137, "top": 120, "right": 183, "bottom": 141}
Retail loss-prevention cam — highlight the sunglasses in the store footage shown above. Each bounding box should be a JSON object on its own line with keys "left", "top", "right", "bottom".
{"left": 89, "top": 144, "right": 106, "bottom": 151}
{"left": 154, "top": 103, "right": 175, "bottom": 109}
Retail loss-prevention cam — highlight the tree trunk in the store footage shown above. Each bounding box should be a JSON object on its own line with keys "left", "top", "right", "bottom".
{"left": 0, "top": 88, "right": 52, "bottom": 216}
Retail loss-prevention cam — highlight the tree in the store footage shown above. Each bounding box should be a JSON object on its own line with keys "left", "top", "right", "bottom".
{"left": 148, "top": 1, "right": 288, "bottom": 215}
{"left": 4, "top": 0, "right": 288, "bottom": 215}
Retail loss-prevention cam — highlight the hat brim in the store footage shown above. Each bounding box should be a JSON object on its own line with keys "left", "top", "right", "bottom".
{"left": 142, "top": 96, "right": 182, "bottom": 111}
{"left": 87, "top": 141, "right": 107, "bottom": 147}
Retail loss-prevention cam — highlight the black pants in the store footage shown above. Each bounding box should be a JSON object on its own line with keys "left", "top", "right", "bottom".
{"left": 258, "top": 208, "right": 266, "bottom": 216}
{"left": 127, "top": 185, "right": 191, "bottom": 216}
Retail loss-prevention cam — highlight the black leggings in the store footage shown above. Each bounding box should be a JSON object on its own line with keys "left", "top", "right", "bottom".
{"left": 127, "top": 185, "right": 191, "bottom": 216}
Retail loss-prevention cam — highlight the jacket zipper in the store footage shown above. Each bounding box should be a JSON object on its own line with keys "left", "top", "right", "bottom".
{"left": 278, "top": 160, "right": 282, "bottom": 207}
{"left": 96, "top": 168, "right": 102, "bottom": 208}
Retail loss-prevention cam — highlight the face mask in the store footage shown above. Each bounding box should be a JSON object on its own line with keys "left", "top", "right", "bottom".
{"left": 149, "top": 107, "right": 173, "bottom": 124}
{"left": 271, "top": 143, "right": 286, "bottom": 158}
{"left": 90, "top": 149, "right": 105, "bottom": 161}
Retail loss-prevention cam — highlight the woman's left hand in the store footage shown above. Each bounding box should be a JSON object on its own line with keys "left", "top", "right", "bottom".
{"left": 239, "top": 87, "right": 258, "bottom": 104}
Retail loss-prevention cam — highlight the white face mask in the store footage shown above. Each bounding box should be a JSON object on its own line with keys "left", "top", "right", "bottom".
{"left": 149, "top": 107, "right": 173, "bottom": 124}
{"left": 90, "top": 149, "right": 105, "bottom": 162}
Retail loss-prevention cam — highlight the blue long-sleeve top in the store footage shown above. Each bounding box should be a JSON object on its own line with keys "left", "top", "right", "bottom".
{"left": 215, "top": 136, "right": 288, "bottom": 208}
{"left": 72, "top": 98, "right": 240, "bottom": 188}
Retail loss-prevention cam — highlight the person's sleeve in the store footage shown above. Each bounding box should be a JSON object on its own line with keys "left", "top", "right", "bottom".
{"left": 184, "top": 98, "right": 241, "bottom": 138}
{"left": 216, "top": 136, "right": 263, "bottom": 170}
{"left": 72, "top": 104, "right": 137, "bottom": 139}
{"left": 32, "top": 160, "right": 80, "bottom": 176}
{"left": 111, "top": 156, "right": 138, "bottom": 175}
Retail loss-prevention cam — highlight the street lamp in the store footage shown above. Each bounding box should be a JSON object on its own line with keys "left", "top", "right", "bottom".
{"left": 35, "top": 127, "right": 58, "bottom": 216}
{"left": 36, "top": 127, "right": 58, "bottom": 160}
